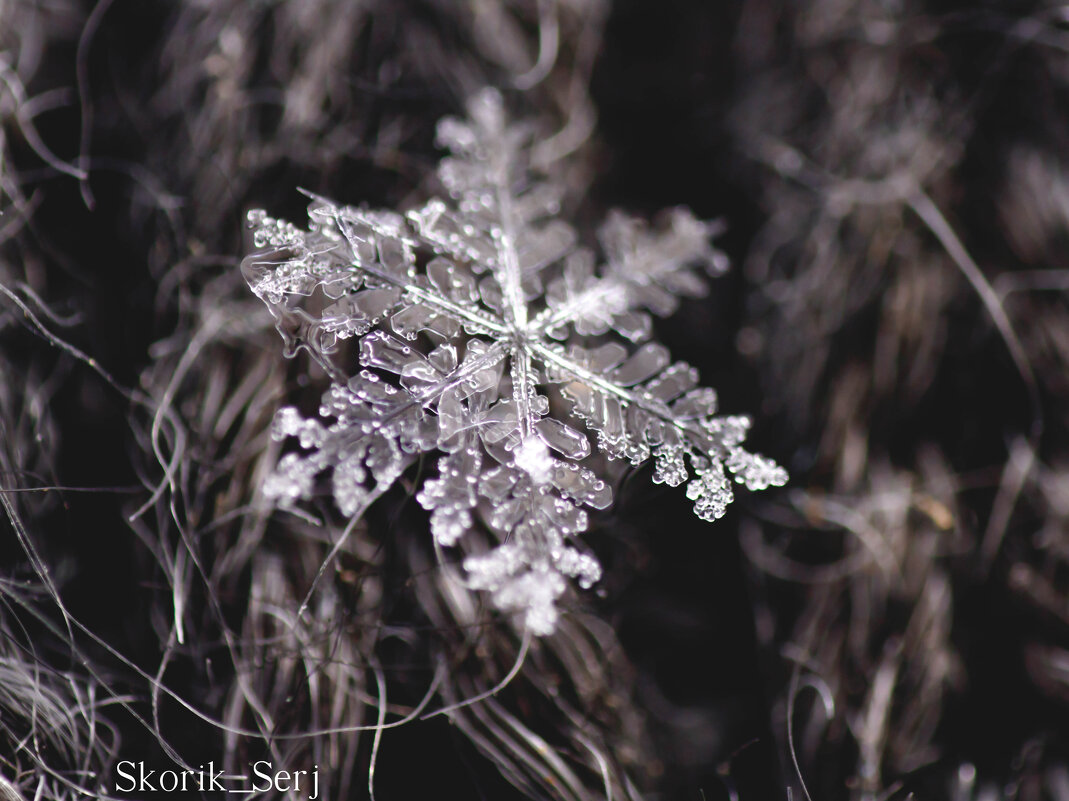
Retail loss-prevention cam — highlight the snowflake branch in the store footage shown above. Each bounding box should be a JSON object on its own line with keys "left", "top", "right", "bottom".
{"left": 530, "top": 340, "right": 717, "bottom": 453}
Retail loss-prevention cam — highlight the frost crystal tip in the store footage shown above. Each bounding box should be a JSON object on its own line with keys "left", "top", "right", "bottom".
{"left": 243, "top": 88, "right": 786, "bottom": 634}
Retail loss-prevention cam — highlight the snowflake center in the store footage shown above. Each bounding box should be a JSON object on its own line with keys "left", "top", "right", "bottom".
{"left": 507, "top": 323, "right": 541, "bottom": 350}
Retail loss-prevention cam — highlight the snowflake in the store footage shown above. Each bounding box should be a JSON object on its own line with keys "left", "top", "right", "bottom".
{"left": 242, "top": 89, "right": 787, "bottom": 635}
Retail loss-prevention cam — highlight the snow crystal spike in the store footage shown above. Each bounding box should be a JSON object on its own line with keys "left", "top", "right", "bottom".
{"left": 242, "top": 88, "right": 787, "bottom": 634}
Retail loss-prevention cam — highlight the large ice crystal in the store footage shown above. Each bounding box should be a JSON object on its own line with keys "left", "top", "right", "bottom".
{"left": 243, "top": 89, "right": 786, "bottom": 634}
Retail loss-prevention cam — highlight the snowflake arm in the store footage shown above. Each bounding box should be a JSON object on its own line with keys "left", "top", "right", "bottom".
{"left": 530, "top": 208, "right": 728, "bottom": 342}
{"left": 534, "top": 340, "right": 786, "bottom": 520}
